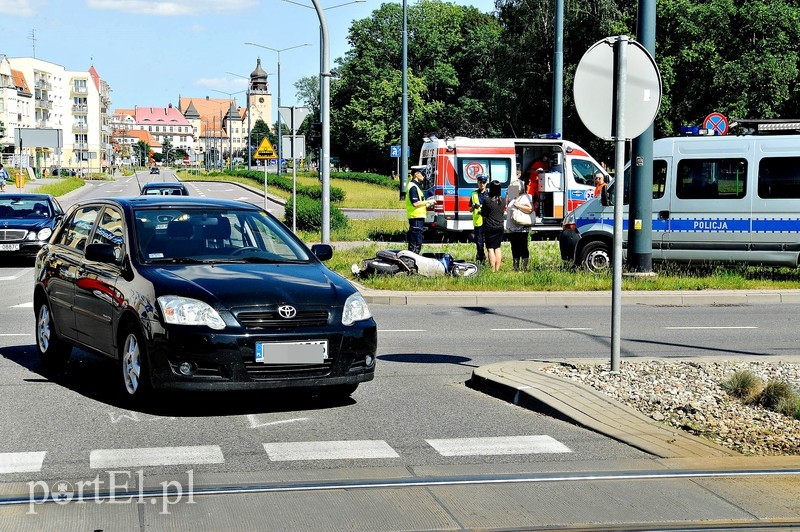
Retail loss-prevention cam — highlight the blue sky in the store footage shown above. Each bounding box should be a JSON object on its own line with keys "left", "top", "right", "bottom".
{"left": 1, "top": 0, "right": 496, "bottom": 114}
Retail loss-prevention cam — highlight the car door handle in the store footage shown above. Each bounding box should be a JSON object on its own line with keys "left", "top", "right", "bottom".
{"left": 658, "top": 210, "right": 670, "bottom": 220}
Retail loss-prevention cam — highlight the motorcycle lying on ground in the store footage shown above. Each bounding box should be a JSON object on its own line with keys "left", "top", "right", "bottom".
{"left": 351, "top": 249, "right": 479, "bottom": 278}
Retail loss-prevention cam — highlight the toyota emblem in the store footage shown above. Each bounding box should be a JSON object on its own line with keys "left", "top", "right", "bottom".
{"left": 278, "top": 305, "right": 297, "bottom": 319}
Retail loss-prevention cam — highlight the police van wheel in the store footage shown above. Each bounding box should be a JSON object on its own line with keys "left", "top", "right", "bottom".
{"left": 580, "top": 241, "right": 611, "bottom": 273}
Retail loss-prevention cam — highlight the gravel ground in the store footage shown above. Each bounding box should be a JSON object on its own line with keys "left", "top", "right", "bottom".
{"left": 543, "top": 360, "right": 800, "bottom": 456}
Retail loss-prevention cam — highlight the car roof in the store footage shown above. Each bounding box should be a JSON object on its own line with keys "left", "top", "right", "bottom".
{"left": 142, "top": 182, "right": 184, "bottom": 188}
{"left": 0, "top": 193, "right": 56, "bottom": 201}
{"left": 74, "top": 196, "right": 259, "bottom": 210}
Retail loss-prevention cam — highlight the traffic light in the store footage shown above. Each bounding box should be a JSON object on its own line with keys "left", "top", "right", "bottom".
{"left": 309, "top": 121, "right": 322, "bottom": 150}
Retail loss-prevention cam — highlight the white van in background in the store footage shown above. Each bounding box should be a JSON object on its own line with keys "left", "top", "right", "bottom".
{"left": 559, "top": 124, "right": 800, "bottom": 271}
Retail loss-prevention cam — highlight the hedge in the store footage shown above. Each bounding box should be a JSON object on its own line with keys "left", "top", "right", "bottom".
{"left": 330, "top": 171, "right": 400, "bottom": 189}
{"left": 284, "top": 195, "right": 348, "bottom": 232}
{"left": 209, "top": 170, "right": 345, "bottom": 203}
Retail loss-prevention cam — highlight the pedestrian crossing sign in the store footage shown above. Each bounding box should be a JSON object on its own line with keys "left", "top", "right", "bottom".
{"left": 254, "top": 138, "right": 276, "bottom": 160}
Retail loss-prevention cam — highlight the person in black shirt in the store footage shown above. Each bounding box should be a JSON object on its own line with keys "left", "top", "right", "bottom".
{"left": 481, "top": 180, "right": 505, "bottom": 272}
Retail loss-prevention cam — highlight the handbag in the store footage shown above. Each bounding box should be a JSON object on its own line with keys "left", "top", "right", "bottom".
{"left": 512, "top": 208, "right": 535, "bottom": 226}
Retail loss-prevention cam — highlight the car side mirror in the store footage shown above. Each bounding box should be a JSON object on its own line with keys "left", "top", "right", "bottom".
{"left": 311, "top": 243, "right": 333, "bottom": 261}
{"left": 85, "top": 243, "right": 119, "bottom": 264}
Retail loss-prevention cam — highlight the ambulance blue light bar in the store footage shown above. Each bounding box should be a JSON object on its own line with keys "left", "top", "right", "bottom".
{"left": 536, "top": 132, "right": 562, "bottom": 139}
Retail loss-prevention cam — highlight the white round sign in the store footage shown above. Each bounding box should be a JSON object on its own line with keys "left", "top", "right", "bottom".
{"left": 573, "top": 37, "right": 662, "bottom": 140}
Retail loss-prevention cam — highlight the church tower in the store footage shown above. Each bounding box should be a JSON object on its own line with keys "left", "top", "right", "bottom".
{"left": 248, "top": 58, "right": 272, "bottom": 133}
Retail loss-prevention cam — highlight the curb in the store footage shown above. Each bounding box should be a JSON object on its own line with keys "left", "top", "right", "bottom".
{"left": 468, "top": 360, "right": 738, "bottom": 459}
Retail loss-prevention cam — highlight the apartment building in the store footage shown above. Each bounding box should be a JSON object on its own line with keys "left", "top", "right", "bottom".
{"left": 2, "top": 56, "right": 112, "bottom": 174}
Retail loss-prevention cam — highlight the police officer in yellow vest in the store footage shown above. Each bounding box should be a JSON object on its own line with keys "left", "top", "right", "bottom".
{"left": 469, "top": 174, "right": 489, "bottom": 264}
{"left": 406, "top": 165, "right": 432, "bottom": 254}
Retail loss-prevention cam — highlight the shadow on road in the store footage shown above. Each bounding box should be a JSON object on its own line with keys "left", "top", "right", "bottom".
{"left": 1, "top": 344, "right": 356, "bottom": 416}
{"left": 378, "top": 353, "right": 477, "bottom": 367}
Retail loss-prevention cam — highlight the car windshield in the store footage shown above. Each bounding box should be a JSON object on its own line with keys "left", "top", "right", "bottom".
{"left": 134, "top": 206, "right": 311, "bottom": 263}
{"left": 0, "top": 198, "right": 51, "bottom": 218}
{"left": 143, "top": 187, "right": 183, "bottom": 195}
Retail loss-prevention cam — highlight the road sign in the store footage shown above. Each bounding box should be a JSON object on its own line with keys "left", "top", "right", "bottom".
{"left": 573, "top": 37, "right": 662, "bottom": 140}
{"left": 183, "top": 157, "right": 190, "bottom": 165}
{"left": 282, "top": 135, "right": 305, "bottom": 159}
{"left": 704, "top": 113, "right": 729, "bottom": 136}
{"left": 279, "top": 106, "right": 309, "bottom": 134}
{"left": 390, "top": 145, "right": 401, "bottom": 158}
{"left": 253, "top": 137, "right": 276, "bottom": 160}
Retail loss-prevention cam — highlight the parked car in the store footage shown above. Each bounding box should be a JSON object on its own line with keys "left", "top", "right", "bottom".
{"left": 33, "top": 197, "right": 376, "bottom": 401}
{"left": 141, "top": 182, "right": 189, "bottom": 196}
{"left": 0, "top": 194, "right": 64, "bottom": 257}
{"left": 150, "top": 167, "right": 160, "bottom": 174}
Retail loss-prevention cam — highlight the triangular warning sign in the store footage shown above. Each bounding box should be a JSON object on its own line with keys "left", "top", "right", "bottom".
{"left": 254, "top": 137, "right": 276, "bottom": 160}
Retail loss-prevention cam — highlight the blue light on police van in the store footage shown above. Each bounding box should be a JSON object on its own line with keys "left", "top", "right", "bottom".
{"left": 680, "top": 125, "right": 700, "bottom": 135}
{"left": 544, "top": 132, "right": 561, "bottom": 139}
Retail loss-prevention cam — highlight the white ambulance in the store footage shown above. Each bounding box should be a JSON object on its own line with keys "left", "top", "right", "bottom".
{"left": 416, "top": 136, "right": 609, "bottom": 235}
{"left": 559, "top": 121, "right": 800, "bottom": 271}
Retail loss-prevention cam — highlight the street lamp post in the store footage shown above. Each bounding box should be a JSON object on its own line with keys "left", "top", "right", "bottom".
{"left": 244, "top": 42, "right": 310, "bottom": 177}
{"left": 209, "top": 88, "right": 245, "bottom": 171}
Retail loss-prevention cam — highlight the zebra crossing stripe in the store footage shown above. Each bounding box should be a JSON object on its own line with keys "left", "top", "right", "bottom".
{"left": 89, "top": 445, "right": 224, "bottom": 469}
{"left": 426, "top": 435, "right": 572, "bottom": 457}
{"left": 0, "top": 451, "right": 46, "bottom": 474}
{"left": 263, "top": 440, "right": 399, "bottom": 461}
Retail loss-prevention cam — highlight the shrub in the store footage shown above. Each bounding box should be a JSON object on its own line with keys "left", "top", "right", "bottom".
{"left": 721, "top": 370, "right": 762, "bottom": 401}
{"left": 331, "top": 171, "right": 400, "bottom": 190}
{"left": 774, "top": 395, "right": 800, "bottom": 419}
{"left": 285, "top": 195, "right": 348, "bottom": 232}
{"left": 757, "top": 380, "right": 796, "bottom": 410}
{"left": 220, "top": 170, "right": 345, "bottom": 202}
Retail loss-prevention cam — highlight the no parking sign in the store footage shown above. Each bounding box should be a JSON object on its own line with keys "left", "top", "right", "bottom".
{"left": 704, "top": 113, "right": 729, "bottom": 136}
{"left": 464, "top": 161, "right": 485, "bottom": 181}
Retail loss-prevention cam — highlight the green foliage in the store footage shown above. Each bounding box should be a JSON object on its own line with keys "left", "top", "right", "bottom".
{"left": 210, "top": 170, "right": 345, "bottom": 202}
{"left": 757, "top": 380, "right": 796, "bottom": 410}
{"left": 721, "top": 370, "right": 762, "bottom": 400}
{"left": 285, "top": 195, "right": 348, "bottom": 232}
{"left": 331, "top": 171, "right": 400, "bottom": 189}
{"left": 32, "top": 177, "right": 85, "bottom": 197}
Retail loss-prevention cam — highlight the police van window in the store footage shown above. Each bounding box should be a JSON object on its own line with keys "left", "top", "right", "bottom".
{"left": 676, "top": 159, "right": 747, "bottom": 200}
{"left": 458, "top": 158, "right": 510, "bottom": 187}
{"left": 758, "top": 157, "right": 800, "bottom": 199}
{"left": 572, "top": 160, "right": 601, "bottom": 186}
{"left": 622, "top": 159, "right": 667, "bottom": 200}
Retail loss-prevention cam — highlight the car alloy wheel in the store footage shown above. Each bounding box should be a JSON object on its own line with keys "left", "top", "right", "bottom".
{"left": 121, "top": 327, "right": 148, "bottom": 397}
{"left": 36, "top": 302, "right": 70, "bottom": 368}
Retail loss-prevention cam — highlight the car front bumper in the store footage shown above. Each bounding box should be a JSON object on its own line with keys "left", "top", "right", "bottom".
{"left": 144, "top": 319, "right": 377, "bottom": 391}
{"left": 558, "top": 228, "right": 581, "bottom": 262}
{"left": 0, "top": 240, "right": 48, "bottom": 257}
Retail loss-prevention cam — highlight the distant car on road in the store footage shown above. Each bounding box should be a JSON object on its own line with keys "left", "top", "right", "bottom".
{"left": 33, "top": 197, "right": 376, "bottom": 401}
{"left": 141, "top": 182, "right": 189, "bottom": 196}
{"left": 0, "top": 194, "right": 63, "bottom": 257}
{"left": 150, "top": 167, "right": 160, "bottom": 174}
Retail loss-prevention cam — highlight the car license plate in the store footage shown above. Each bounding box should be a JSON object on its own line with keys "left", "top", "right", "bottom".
{"left": 255, "top": 340, "right": 328, "bottom": 364}
{"left": 0, "top": 244, "right": 20, "bottom": 251}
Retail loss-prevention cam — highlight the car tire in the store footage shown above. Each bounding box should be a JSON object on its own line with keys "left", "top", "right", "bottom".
{"left": 119, "top": 325, "right": 151, "bottom": 401}
{"left": 579, "top": 241, "right": 611, "bottom": 273}
{"left": 35, "top": 301, "right": 71, "bottom": 371}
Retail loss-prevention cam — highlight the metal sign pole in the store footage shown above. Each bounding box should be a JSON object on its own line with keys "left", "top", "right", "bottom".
{"left": 264, "top": 161, "right": 269, "bottom": 212}
{"left": 610, "top": 36, "right": 628, "bottom": 373}
{"left": 291, "top": 107, "right": 297, "bottom": 233}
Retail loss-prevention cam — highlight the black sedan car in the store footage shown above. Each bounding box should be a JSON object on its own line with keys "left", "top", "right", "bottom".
{"left": 141, "top": 182, "right": 189, "bottom": 196}
{"left": 33, "top": 197, "right": 376, "bottom": 400}
{"left": 0, "top": 194, "right": 64, "bottom": 257}
{"left": 150, "top": 167, "right": 160, "bottom": 174}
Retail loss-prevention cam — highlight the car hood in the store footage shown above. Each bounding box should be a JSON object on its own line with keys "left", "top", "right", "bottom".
{"left": 0, "top": 218, "right": 51, "bottom": 230}
{"left": 142, "top": 262, "right": 354, "bottom": 309}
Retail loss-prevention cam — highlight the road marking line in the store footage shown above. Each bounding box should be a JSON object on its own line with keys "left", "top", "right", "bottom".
{"left": 426, "top": 435, "right": 572, "bottom": 457}
{"left": 263, "top": 440, "right": 399, "bottom": 461}
{"left": 664, "top": 326, "right": 758, "bottom": 330}
{"left": 11, "top": 302, "right": 33, "bottom": 308}
{"left": 0, "top": 334, "right": 31, "bottom": 337}
{"left": 378, "top": 329, "right": 426, "bottom": 332}
{"left": 0, "top": 451, "right": 46, "bottom": 474}
{"left": 247, "top": 415, "right": 308, "bottom": 429}
{"left": 89, "top": 445, "right": 224, "bottom": 469}
{"left": 490, "top": 327, "right": 591, "bottom": 331}
{"left": 0, "top": 269, "right": 33, "bottom": 281}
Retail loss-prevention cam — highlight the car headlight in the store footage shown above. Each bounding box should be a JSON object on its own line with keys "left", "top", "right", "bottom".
{"left": 37, "top": 228, "right": 52, "bottom": 241}
{"left": 157, "top": 296, "right": 226, "bottom": 330}
{"left": 342, "top": 292, "right": 372, "bottom": 326}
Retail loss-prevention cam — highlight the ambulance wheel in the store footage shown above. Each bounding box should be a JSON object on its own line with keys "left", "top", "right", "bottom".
{"left": 579, "top": 241, "right": 611, "bottom": 273}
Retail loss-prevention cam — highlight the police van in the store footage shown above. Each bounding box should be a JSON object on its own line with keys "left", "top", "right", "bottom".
{"left": 559, "top": 120, "right": 800, "bottom": 271}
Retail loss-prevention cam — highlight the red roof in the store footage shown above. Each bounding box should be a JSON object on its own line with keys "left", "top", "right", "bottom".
{"left": 136, "top": 106, "right": 190, "bottom": 125}
{"left": 11, "top": 70, "right": 31, "bottom": 95}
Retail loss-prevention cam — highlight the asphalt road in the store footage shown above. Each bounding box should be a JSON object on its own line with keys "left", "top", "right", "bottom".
{"left": 2, "top": 176, "right": 798, "bottom": 529}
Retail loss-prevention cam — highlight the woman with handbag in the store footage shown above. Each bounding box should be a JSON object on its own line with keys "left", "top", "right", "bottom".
{"left": 506, "top": 174, "right": 534, "bottom": 271}
{"left": 481, "top": 180, "right": 506, "bottom": 273}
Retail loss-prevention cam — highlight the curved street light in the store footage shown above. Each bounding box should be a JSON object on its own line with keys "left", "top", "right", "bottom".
{"left": 244, "top": 42, "right": 311, "bottom": 177}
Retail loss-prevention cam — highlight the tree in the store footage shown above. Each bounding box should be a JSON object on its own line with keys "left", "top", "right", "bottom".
{"left": 331, "top": 0, "right": 502, "bottom": 172}
{"left": 135, "top": 140, "right": 150, "bottom": 167}
{"left": 161, "top": 137, "right": 173, "bottom": 164}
